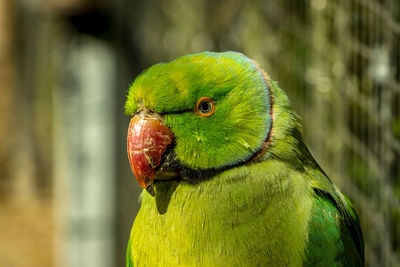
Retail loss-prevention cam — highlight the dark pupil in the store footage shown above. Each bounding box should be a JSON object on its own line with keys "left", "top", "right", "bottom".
{"left": 199, "top": 101, "right": 212, "bottom": 113}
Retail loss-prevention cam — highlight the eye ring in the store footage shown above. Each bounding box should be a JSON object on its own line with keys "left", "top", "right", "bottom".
{"left": 196, "top": 97, "right": 215, "bottom": 117}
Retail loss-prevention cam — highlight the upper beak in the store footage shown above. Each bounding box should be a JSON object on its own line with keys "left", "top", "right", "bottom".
{"left": 127, "top": 111, "right": 173, "bottom": 196}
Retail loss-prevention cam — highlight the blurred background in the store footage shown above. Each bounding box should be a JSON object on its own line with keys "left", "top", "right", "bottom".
{"left": 0, "top": 0, "right": 399, "bottom": 266}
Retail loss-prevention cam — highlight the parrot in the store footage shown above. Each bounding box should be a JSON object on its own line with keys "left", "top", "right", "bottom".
{"left": 124, "top": 51, "right": 364, "bottom": 266}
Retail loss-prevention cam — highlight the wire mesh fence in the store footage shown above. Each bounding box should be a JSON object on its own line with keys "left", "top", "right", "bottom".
{"left": 272, "top": 0, "right": 400, "bottom": 265}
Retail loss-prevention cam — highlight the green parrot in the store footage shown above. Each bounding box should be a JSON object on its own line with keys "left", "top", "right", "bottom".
{"left": 124, "top": 52, "right": 364, "bottom": 266}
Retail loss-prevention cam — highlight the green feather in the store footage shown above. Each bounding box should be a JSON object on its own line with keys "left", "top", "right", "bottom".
{"left": 126, "top": 237, "right": 134, "bottom": 267}
{"left": 304, "top": 189, "right": 364, "bottom": 266}
{"left": 130, "top": 160, "right": 313, "bottom": 266}
{"left": 125, "top": 52, "right": 364, "bottom": 266}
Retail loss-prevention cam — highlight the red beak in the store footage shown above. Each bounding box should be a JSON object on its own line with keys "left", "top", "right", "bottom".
{"left": 127, "top": 113, "right": 173, "bottom": 195}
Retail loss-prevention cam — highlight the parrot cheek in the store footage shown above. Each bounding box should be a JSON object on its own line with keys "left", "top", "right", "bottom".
{"left": 127, "top": 113, "right": 173, "bottom": 196}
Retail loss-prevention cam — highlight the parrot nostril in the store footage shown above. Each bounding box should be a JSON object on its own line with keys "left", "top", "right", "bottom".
{"left": 136, "top": 107, "right": 165, "bottom": 122}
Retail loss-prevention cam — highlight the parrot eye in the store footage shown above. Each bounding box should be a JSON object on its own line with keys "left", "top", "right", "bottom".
{"left": 196, "top": 97, "right": 215, "bottom": 117}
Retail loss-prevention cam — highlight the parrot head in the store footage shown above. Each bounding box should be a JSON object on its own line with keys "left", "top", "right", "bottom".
{"left": 125, "top": 52, "right": 273, "bottom": 196}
